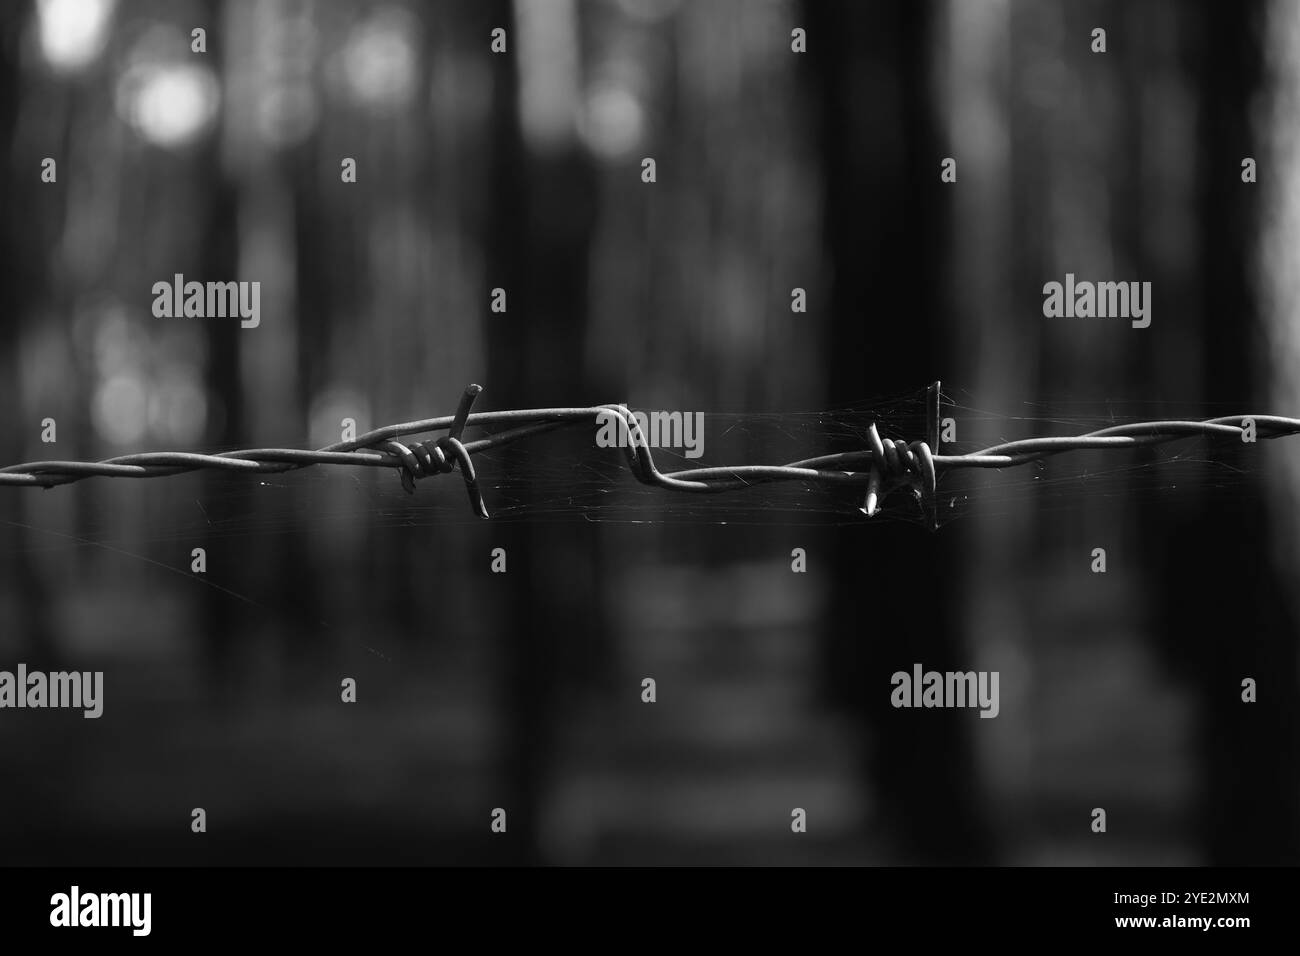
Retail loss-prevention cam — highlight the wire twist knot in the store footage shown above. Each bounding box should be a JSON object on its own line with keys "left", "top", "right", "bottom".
{"left": 861, "top": 422, "right": 937, "bottom": 519}
{"left": 381, "top": 385, "right": 489, "bottom": 518}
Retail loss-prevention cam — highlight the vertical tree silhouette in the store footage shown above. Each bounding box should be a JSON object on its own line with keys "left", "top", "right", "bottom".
{"left": 807, "top": 0, "right": 992, "bottom": 862}
{"left": 482, "top": 0, "right": 603, "bottom": 863}
{"left": 0, "top": 5, "right": 57, "bottom": 673}
{"left": 198, "top": 0, "right": 243, "bottom": 703}
{"left": 1148, "top": 0, "right": 1300, "bottom": 864}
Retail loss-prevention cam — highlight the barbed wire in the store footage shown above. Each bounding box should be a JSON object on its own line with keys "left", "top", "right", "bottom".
{"left": 3, "top": 382, "right": 1298, "bottom": 529}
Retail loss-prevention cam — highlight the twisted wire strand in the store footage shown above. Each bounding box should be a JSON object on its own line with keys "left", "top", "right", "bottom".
{"left": 2, "top": 385, "right": 1297, "bottom": 525}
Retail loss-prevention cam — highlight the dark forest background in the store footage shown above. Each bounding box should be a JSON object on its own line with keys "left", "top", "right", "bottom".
{"left": 0, "top": 0, "right": 1296, "bottom": 865}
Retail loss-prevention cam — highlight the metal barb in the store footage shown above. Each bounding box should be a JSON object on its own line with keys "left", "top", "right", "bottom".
{"left": 386, "top": 385, "right": 489, "bottom": 518}
{"left": 925, "top": 381, "right": 942, "bottom": 531}
{"left": 859, "top": 421, "right": 937, "bottom": 523}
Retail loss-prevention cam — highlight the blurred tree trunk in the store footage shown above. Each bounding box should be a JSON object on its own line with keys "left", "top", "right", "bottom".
{"left": 0, "top": 6, "right": 57, "bottom": 668}
{"left": 199, "top": 0, "right": 242, "bottom": 702}
{"left": 482, "top": 0, "right": 602, "bottom": 864}
{"left": 1147, "top": 0, "right": 1300, "bottom": 864}
{"left": 807, "top": 0, "right": 992, "bottom": 862}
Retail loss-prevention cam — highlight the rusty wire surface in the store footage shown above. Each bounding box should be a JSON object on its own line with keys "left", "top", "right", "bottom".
{"left": 2, "top": 383, "right": 1298, "bottom": 525}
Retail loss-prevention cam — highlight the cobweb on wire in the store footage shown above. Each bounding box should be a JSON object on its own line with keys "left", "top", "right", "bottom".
{"left": 932, "top": 388, "right": 1281, "bottom": 528}
{"left": 18, "top": 385, "right": 1287, "bottom": 548}
{"left": 65, "top": 388, "right": 938, "bottom": 544}
{"left": 464, "top": 388, "right": 939, "bottom": 527}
